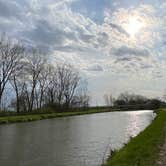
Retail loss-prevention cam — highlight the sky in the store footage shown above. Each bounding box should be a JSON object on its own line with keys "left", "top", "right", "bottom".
{"left": 0, "top": 0, "right": 166, "bottom": 105}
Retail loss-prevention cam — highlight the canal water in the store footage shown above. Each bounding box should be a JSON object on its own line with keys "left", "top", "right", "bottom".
{"left": 0, "top": 110, "right": 155, "bottom": 166}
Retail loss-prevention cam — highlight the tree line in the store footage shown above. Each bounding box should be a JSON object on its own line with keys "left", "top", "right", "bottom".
{"left": 104, "top": 92, "right": 162, "bottom": 110}
{"left": 0, "top": 34, "right": 90, "bottom": 112}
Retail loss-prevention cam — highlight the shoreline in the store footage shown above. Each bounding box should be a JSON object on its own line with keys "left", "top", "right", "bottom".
{"left": 102, "top": 108, "right": 166, "bottom": 166}
{"left": 0, "top": 108, "right": 112, "bottom": 125}
{"left": 0, "top": 108, "right": 153, "bottom": 125}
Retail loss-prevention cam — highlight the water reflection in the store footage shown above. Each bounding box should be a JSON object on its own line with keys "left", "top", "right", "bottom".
{"left": 0, "top": 110, "right": 155, "bottom": 166}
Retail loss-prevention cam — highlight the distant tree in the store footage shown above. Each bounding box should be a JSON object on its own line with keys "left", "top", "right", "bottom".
{"left": 114, "top": 92, "right": 148, "bottom": 106}
{"left": 163, "top": 89, "right": 166, "bottom": 102}
{"left": 72, "top": 79, "right": 90, "bottom": 108}
{"left": 117, "top": 92, "right": 131, "bottom": 105}
{"left": 148, "top": 99, "right": 161, "bottom": 109}
{"left": 103, "top": 94, "right": 114, "bottom": 106}
{"left": 114, "top": 99, "right": 126, "bottom": 106}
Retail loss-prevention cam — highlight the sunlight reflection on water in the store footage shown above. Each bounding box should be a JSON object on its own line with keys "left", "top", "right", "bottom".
{"left": 0, "top": 110, "right": 155, "bottom": 166}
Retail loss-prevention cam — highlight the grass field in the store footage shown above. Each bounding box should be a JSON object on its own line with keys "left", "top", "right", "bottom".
{"left": 103, "top": 108, "right": 166, "bottom": 166}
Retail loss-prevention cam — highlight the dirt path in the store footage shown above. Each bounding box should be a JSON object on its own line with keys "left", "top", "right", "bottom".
{"left": 157, "top": 140, "right": 166, "bottom": 165}
{"left": 156, "top": 127, "right": 166, "bottom": 166}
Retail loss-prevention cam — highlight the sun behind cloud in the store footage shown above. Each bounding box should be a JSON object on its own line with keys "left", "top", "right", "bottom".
{"left": 126, "top": 16, "right": 145, "bottom": 37}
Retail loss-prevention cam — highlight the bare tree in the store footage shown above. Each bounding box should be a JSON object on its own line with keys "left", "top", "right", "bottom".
{"left": 114, "top": 92, "right": 148, "bottom": 106}
{"left": 0, "top": 34, "right": 24, "bottom": 109}
{"left": 117, "top": 92, "right": 131, "bottom": 104}
{"left": 9, "top": 61, "right": 89, "bottom": 112}
{"left": 104, "top": 94, "right": 114, "bottom": 106}
{"left": 72, "top": 79, "right": 90, "bottom": 108}
{"left": 35, "top": 63, "right": 52, "bottom": 109}
{"left": 57, "top": 64, "right": 80, "bottom": 108}
{"left": 0, "top": 34, "right": 90, "bottom": 112}
{"left": 24, "top": 49, "right": 46, "bottom": 111}
{"left": 163, "top": 89, "right": 166, "bottom": 103}
{"left": 45, "top": 64, "right": 81, "bottom": 109}
{"left": 44, "top": 65, "right": 58, "bottom": 105}
{"left": 10, "top": 64, "right": 27, "bottom": 113}
{"left": 43, "top": 64, "right": 88, "bottom": 110}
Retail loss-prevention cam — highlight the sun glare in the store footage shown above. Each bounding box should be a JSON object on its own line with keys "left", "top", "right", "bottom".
{"left": 126, "top": 17, "right": 144, "bottom": 37}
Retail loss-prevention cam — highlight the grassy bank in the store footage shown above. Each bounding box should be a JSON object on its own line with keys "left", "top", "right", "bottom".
{"left": 103, "top": 108, "right": 166, "bottom": 166}
{"left": 0, "top": 108, "right": 112, "bottom": 124}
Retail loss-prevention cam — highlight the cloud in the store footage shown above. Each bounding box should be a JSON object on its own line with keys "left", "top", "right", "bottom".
{"left": 0, "top": 1, "right": 164, "bottom": 75}
{"left": 0, "top": 0, "right": 166, "bottom": 104}
{"left": 22, "top": 19, "right": 79, "bottom": 50}
{"left": 86, "top": 64, "right": 103, "bottom": 72}
{"left": 109, "top": 23, "right": 129, "bottom": 37}
{"left": 112, "top": 46, "right": 150, "bottom": 57}
{"left": 0, "top": 0, "right": 22, "bottom": 19}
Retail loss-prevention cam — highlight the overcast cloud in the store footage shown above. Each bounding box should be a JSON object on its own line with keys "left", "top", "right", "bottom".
{"left": 0, "top": 0, "right": 166, "bottom": 105}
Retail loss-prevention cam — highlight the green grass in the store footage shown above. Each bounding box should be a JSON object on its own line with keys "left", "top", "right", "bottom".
{"left": 103, "top": 108, "right": 166, "bottom": 166}
{"left": 0, "top": 108, "right": 112, "bottom": 124}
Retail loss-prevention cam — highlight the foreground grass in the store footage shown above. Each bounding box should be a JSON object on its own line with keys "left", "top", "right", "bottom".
{"left": 103, "top": 108, "right": 166, "bottom": 166}
{"left": 0, "top": 108, "right": 112, "bottom": 124}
